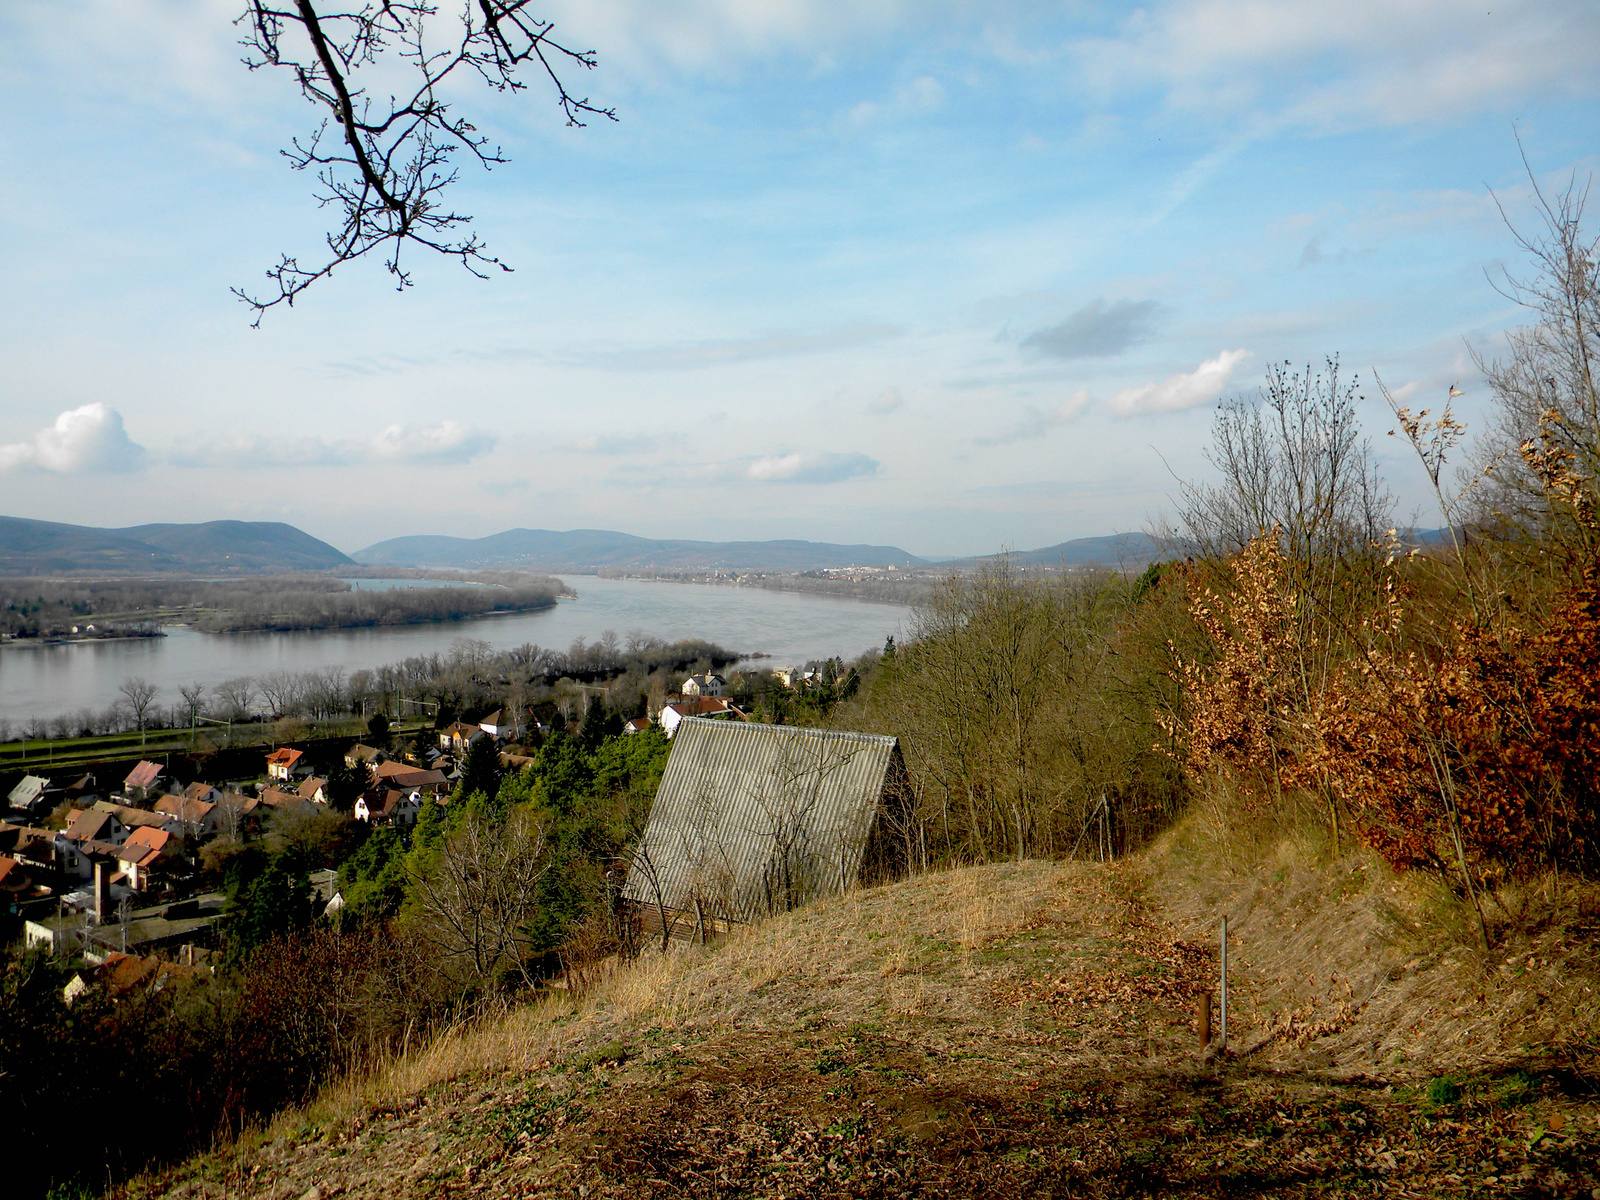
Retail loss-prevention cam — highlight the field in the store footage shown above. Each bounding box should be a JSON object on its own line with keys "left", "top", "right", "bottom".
{"left": 122, "top": 825, "right": 1600, "bottom": 1199}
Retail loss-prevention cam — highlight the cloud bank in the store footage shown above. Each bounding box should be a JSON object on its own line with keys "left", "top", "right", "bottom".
{"left": 745, "top": 451, "right": 879, "bottom": 484}
{"left": 1021, "top": 298, "right": 1160, "bottom": 359}
{"left": 167, "top": 421, "right": 497, "bottom": 468}
{"left": 1107, "top": 350, "right": 1251, "bottom": 415}
{"left": 977, "top": 390, "right": 1091, "bottom": 445}
{"left": 0, "top": 404, "right": 147, "bottom": 474}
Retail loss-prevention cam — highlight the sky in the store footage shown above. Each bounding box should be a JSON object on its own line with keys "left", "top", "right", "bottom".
{"left": 1, "top": 1, "right": 1597, "bottom": 559}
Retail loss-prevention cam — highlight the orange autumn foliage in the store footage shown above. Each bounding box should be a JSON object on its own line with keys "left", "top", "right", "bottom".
{"left": 1174, "top": 531, "right": 1600, "bottom": 879}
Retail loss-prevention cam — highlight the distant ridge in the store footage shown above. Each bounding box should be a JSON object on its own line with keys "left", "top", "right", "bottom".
{"left": 353, "top": 528, "right": 928, "bottom": 571}
{"left": 0, "top": 516, "right": 353, "bottom": 574}
{"left": 938, "top": 532, "right": 1162, "bottom": 571}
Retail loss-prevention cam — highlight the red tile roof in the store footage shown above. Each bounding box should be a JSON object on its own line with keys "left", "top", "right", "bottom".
{"left": 124, "top": 761, "right": 164, "bottom": 790}
{"left": 265, "top": 748, "right": 304, "bottom": 767}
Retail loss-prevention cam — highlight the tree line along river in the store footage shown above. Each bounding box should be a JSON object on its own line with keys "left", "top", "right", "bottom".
{"left": 0, "top": 576, "right": 915, "bottom": 727}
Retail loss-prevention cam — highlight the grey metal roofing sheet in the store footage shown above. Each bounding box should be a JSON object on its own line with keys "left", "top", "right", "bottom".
{"left": 621, "top": 717, "right": 898, "bottom": 922}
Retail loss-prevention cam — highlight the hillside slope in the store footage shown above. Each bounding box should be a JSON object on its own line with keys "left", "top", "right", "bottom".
{"left": 0, "top": 516, "right": 352, "bottom": 573}
{"left": 125, "top": 847, "right": 1598, "bottom": 1200}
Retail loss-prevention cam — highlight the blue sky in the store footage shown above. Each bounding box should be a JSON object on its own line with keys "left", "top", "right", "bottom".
{"left": 1, "top": 0, "right": 1596, "bottom": 557}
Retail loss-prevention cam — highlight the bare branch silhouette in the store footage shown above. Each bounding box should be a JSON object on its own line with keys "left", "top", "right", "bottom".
{"left": 235, "top": 1, "right": 614, "bottom": 324}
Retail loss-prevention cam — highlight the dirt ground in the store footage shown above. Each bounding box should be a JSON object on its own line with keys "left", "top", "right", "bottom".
{"left": 124, "top": 857, "right": 1600, "bottom": 1199}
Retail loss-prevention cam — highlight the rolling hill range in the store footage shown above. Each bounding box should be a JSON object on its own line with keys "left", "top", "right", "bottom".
{"left": 352, "top": 528, "right": 930, "bottom": 571}
{"left": 0, "top": 516, "right": 353, "bottom": 574}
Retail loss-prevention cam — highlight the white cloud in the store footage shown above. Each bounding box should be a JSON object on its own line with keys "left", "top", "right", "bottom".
{"left": 1107, "top": 350, "right": 1251, "bottom": 415}
{"left": 745, "top": 451, "right": 879, "bottom": 484}
{"left": 977, "top": 389, "right": 1090, "bottom": 445}
{"left": 165, "top": 422, "right": 497, "bottom": 468}
{"left": 1063, "top": 0, "right": 1600, "bottom": 130}
{"left": 0, "top": 403, "right": 147, "bottom": 474}
{"left": 370, "top": 421, "right": 498, "bottom": 465}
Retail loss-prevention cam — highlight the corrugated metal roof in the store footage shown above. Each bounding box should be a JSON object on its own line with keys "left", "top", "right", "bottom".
{"left": 622, "top": 717, "right": 899, "bottom": 923}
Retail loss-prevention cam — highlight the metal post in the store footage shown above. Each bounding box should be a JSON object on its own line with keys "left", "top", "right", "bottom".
{"left": 1220, "top": 915, "right": 1229, "bottom": 1053}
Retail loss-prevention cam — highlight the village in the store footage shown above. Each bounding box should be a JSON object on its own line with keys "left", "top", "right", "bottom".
{"left": 0, "top": 665, "right": 858, "bottom": 1007}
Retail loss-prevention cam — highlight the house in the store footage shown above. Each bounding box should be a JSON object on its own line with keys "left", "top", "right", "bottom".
{"left": 355, "top": 787, "right": 424, "bottom": 827}
{"left": 180, "top": 781, "right": 221, "bottom": 806}
{"left": 681, "top": 674, "right": 727, "bottom": 698}
{"left": 438, "top": 721, "right": 482, "bottom": 753}
{"left": 6, "top": 775, "right": 50, "bottom": 817}
{"left": 153, "top": 794, "right": 218, "bottom": 839}
{"left": 0, "top": 855, "right": 51, "bottom": 914}
{"left": 258, "top": 788, "right": 318, "bottom": 815}
{"left": 92, "top": 801, "right": 169, "bottom": 832}
{"left": 55, "top": 773, "right": 100, "bottom": 806}
{"left": 623, "top": 717, "right": 652, "bottom": 735}
{"left": 265, "top": 747, "right": 308, "bottom": 781}
{"left": 344, "top": 743, "right": 389, "bottom": 769}
{"left": 81, "top": 894, "right": 228, "bottom": 965}
{"left": 210, "top": 791, "right": 260, "bottom": 837}
{"left": 478, "top": 710, "right": 520, "bottom": 739}
{"left": 660, "top": 696, "right": 745, "bottom": 738}
{"left": 116, "top": 826, "right": 176, "bottom": 891}
{"left": 372, "top": 760, "right": 450, "bottom": 795}
{"left": 297, "top": 776, "right": 329, "bottom": 803}
{"left": 65, "top": 807, "right": 127, "bottom": 847}
{"left": 64, "top": 951, "right": 196, "bottom": 1006}
{"left": 122, "top": 760, "right": 169, "bottom": 801}
{"left": 621, "top": 718, "right": 912, "bottom": 941}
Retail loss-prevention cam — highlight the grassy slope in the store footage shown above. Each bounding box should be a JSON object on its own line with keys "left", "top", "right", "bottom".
{"left": 124, "top": 832, "right": 1599, "bottom": 1200}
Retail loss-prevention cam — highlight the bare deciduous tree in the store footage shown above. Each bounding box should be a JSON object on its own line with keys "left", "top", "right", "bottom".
{"left": 118, "top": 677, "right": 159, "bottom": 746}
{"left": 235, "top": 1, "right": 614, "bottom": 323}
{"left": 408, "top": 807, "right": 551, "bottom": 986}
{"left": 1473, "top": 149, "right": 1600, "bottom": 571}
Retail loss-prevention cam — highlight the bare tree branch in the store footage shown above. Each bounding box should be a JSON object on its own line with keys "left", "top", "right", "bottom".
{"left": 235, "top": 1, "right": 615, "bottom": 324}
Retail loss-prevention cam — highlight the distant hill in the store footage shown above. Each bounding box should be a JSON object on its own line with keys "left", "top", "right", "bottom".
{"left": 0, "top": 517, "right": 353, "bottom": 574}
{"left": 353, "top": 528, "right": 928, "bottom": 571}
{"left": 939, "top": 532, "right": 1163, "bottom": 571}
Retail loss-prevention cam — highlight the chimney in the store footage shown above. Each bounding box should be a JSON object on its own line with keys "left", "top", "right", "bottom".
{"left": 94, "top": 859, "right": 112, "bottom": 925}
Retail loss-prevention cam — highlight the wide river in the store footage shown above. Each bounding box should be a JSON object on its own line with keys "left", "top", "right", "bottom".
{"left": 0, "top": 577, "right": 916, "bottom": 727}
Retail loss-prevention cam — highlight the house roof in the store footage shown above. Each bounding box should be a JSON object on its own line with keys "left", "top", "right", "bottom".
{"left": 624, "top": 717, "right": 651, "bottom": 733}
{"left": 181, "top": 782, "right": 217, "bottom": 802}
{"left": 258, "top": 788, "right": 316, "bottom": 812}
{"left": 373, "top": 761, "right": 447, "bottom": 789}
{"left": 297, "top": 777, "right": 327, "bottom": 799}
{"left": 124, "top": 761, "right": 164, "bottom": 790}
{"left": 153, "top": 795, "right": 215, "bottom": 824}
{"left": 65, "top": 809, "right": 117, "bottom": 844}
{"left": 0, "top": 855, "right": 29, "bottom": 893}
{"left": 214, "top": 791, "right": 259, "bottom": 815}
{"left": 265, "top": 748, "right": 304, "bottom": 767}
{"left": 7, "top": 774, "right": 49, "bottom": 808}
{"left": 125, "top": 826, "right": 171, "bottom": 853}
{"left": 442, "top": 721, "right": 479, "bottom": 738}
{"left": 666, "top": 697, "right": 740, "bottom": 719}
{"left": 621, "top": 718, "right": 902, "bottom": 923}
{"left": 480, "top": 710, "right": 504, "bottom": 725}
{"left": 96, "top": 951, "right": 194, "bottom": 997}
{"left": 94, "top": 802, "right": 167, "bottom": 829}
{"left": 347, "top": 743, "right": 387, "bottom": 763}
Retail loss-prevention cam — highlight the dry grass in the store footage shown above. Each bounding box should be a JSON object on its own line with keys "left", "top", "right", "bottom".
{"left": 122, "top": 845, "right": 1600, "bottom": 1200}
{"left": 1147, "top": 804, "right": 1600, "bottom": 1074}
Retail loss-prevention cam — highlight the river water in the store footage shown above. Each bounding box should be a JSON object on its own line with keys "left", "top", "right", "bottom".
{"left": 0, "top": 576, "right": 915, "bottom": 726}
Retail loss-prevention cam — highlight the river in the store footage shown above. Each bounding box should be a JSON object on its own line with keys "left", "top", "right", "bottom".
{"left": 0, "top": 576, "right": 915, "bottom": 727}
